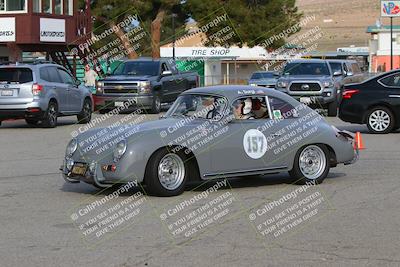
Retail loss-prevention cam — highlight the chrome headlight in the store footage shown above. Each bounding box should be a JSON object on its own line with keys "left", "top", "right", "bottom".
{"left": 66, "top": 158, "right": 74, "bottom": 171}
{"left": 66, "top": 138, "right": 77, "bottom": 157}
{"left": 138, "top": 81, "right": 151, "bottom": 93}
{"left": 96, "top": 81, "right": 104, "bottom": 93}
{"left": 277, "top": 81, "right": 288, "bottom": 88}
{"left": 323, "top": 81, "right": 334, "bottom": 88}
{"left": 113, "top": 139, "right": 127, "bottom": 162}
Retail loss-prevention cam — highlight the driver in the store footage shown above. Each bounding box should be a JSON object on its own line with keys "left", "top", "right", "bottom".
{"left": 234, "top": 98, "right": 255, "bottom": 120}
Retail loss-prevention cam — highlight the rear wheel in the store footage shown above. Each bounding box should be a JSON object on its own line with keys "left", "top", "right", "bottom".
{"left": 327, "top": 101, "right": 338, "bottom": 117}
{"left": 289, "top": 144, "right": 330, "bottom": 185}
{"left": 42, "top": 101, "right": 58, "bottom": 128}
{"left": 366, "top": 106, "right": 394, "bottom": 134}
{"left": 77, "top": 99, "right": 92, "bottom": 124}
{"left": 145, "top": 148, "right": 190, "bottom": 196}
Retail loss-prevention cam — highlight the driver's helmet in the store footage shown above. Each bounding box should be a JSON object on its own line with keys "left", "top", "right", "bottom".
{"left": 242, "top": 98, "right": 252, "bottom": 115}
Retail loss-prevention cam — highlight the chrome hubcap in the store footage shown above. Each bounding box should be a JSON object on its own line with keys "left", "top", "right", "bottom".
{"left": 299, "top": 145, "right": 326, "bottom": 180}
{"left": 158, "top": 153, "right": 185, "bottom": 190}
{"left": 369, "top": 110, "right": 390, "bottom": 132}
{"left": 48, "top": 105, "right": 57, "bottom": 124}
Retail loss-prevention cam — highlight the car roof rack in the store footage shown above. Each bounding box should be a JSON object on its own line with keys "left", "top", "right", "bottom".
{"left": 32, "top": 60, "right": 56, "bottom": 65}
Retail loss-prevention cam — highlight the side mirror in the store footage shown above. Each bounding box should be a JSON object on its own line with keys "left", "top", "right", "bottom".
{"left": 333, "top": 71, "right": 342, "bottom": 76}
{"left": 161, "top": 70, "right": 172, "bottom": 76}
{"left": 346, "top": 71, "right": 353, "bottom": 77}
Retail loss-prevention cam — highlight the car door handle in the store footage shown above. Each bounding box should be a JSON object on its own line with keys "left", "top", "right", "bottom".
{"left": 389, "top": 95, "right": 400, "bottom": 98}
{"left": 272, "top": 133, "right": 281, "bottom": 137}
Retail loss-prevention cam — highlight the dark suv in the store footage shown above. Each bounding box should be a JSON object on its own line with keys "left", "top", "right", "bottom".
{"left": 0, "top": 62, "right": 93, "bottom": 128}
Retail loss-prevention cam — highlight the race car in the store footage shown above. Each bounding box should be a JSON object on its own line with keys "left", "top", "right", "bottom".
{"left": 61, "top": 85, "right": 359, "bottom": 196}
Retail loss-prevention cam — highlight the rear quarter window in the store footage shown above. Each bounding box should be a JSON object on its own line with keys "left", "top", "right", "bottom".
{"left": 0, "top": 68, "right": 33, "bottom": 83}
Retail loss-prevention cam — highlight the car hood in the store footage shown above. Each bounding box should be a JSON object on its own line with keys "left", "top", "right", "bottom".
{"left": 249, "top": 78, "right": 277, "bottom": 84}
{"left": 101, "top": 75, "right": 154, "bottom": 81}
{"left": 76, "top": 117, "right": 199, "bottom": 154}
{"left": 279, "top": 75, "right": 331, "bottom": 81}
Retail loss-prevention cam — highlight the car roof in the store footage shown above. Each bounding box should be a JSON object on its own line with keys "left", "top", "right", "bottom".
{"left": 286, "top": 59, "right": 327, "bottom": 64}
{"left": 182, "top": 85, "right": 297, "bottom": 103}
{"left": 327, "top": 59, "right": 357, "bottom": 63}
{"left": 0, "top": 62, "right": 60, "bottom": 69}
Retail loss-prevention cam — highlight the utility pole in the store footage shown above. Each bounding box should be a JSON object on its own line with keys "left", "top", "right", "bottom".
{"left": 172, "top": 13, "right": 177, "bottom": 61}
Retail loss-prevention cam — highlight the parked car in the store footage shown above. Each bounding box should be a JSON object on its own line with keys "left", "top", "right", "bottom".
{"left": 328, "top": 59, "right": 365, "bottom": 86}
{"left": 61, "top": 85, "right": 358, "bottom": 196}
{"left": 275, "top": 59, "right": 341, "bottom": 117}
{"left": 94, "top": 58, "right": 199, "bottom": 114}
{"left": 248, "top": 71, "right": 279, "bottom": 88}
{"left": 0, "top": 62, "right": 93, "bottom": 128}
{"left": 339, "top": 70, "right": 400, "bottom": 134}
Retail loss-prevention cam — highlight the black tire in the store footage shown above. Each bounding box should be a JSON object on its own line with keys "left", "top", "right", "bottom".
{"left": 77, "top": 99, "right": 92, "bottom": 124}
{"left": 145, "top": 148, "right": 191, "bottom": 196}
{"left": 149, "top": 93, "right": 161, "bottom": 114}
{"left": 98, "top": 108, "right": 109, "bottom": 114}
{"left": 42, "top": 101, "right": 58, "bottom": 128}
{"left": 0, "top": 121, "right": 2, "bottom": 127}
{"left": 327, "top": 101, "right": 338, "bottom": 117}
{"left": 366, "top": 106, "right": 395, "bottom": 134}
{"left": 289, "top": 144, "right": 330, "bottom": 185}
{"left": 25, "top": 118, "right": 40, "bottom": 126}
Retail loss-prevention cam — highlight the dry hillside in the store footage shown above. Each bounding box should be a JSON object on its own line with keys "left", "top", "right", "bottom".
{"left": 295, "top": 0, "right": 383, "bottom": 51}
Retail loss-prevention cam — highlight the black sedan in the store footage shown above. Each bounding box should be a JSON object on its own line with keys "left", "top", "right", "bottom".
{"left": 339, "top": 70, "right": 400, "bottom": 134}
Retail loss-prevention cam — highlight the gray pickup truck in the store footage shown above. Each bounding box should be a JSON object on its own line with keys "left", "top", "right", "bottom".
{"left": 275, "top": 59, "right": 341, "bottom": 117}
{"left": 95, "top": 58, "right": 199, "bottom": 114}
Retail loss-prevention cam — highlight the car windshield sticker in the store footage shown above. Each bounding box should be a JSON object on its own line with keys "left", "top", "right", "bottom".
{"left": 273, "top": 110, "right": 283, "bottom": 120}
{"left": 243, "top": 129, "right": 268, "bottom": 159}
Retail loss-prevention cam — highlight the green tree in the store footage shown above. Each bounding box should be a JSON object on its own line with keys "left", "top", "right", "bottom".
{"left": 90, "top": 0, "right": 187, "bottom": 58}
{"left": 185, "top": 0, "right": 302, "bottom": 49}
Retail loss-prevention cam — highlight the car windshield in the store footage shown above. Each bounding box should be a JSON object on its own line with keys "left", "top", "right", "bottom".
{"left": 0, "top": 68, "right": 33, "bottom": 83}
{"left": 329, "top": 62, "right": 342, "bottom": 74}
{"left": 251, "top": 72, "right": 275, "bottom": 79}
{"left": 112, "top": 61, "right": 159, "bottom": 76}
{"left": 283, "top": 63, "right": 330, "bottom": 76}
{"left": 165, "top": 94, "right": 227, "bottom": 120}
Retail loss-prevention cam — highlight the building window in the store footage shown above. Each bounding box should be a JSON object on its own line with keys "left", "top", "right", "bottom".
{"left": 64, "top": 0, "right": 73, "bottom": 15}
{"left": 0, "top": 0, "right": 27, "bottom": 12}
{"left": 42, "top": 0, "right": 51, "bottom": 14}
{"left": 55, "top": 0, "right": 62, "bottom": 14}
{"left": 33, "top": 0, "right": 40, "bottom": 13}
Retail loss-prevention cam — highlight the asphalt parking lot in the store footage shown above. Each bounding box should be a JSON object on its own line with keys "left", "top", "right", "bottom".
{"left": 0, "top": 113, "right": 399, "bottom": 267}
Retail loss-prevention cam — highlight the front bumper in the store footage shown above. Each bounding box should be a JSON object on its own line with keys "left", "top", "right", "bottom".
{"left": 94, "top": 94, "right": 153, "bottom": 111}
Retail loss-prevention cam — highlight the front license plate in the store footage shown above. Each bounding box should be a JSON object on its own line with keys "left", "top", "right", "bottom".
{"left": 1, "top": 90, "right": 13, "bottom": 96}
{"left": 115, "top": 101, "right": 125, "bottom": 107}
{"left": 71, "top": 163, "right": 88, "bottom": 176}
{"left": 300, "top": 97, "right": 312, "bottom": 105}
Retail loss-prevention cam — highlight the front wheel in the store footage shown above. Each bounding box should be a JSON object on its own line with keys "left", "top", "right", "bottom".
{"left": 77, "top": 99, "right": 92, "bottom": 124}
{"left": 289, "top": 144, "right": 330, "bottom": 185}
{"left": 366, "top": 106, "right": 395, "bottom": 134}
{"left": 145, "top": 148, "right": 189, "bottom": 196}
{"left": 327, "top": 101, "right": 338, "bottom": 117}
{"left": 149, "top": 94, "right": 161, "bottom": 114}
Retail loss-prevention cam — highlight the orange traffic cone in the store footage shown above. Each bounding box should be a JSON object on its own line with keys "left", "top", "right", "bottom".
{"left": 353, "top": 132, "right": 365, "bottom": 150}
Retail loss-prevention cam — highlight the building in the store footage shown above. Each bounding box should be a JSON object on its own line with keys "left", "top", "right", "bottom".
{"left": 367, "top": 25, "right": 400, "bottom": 72}
{"left": 0, "top": 0, "right": 91, "bottom": 75}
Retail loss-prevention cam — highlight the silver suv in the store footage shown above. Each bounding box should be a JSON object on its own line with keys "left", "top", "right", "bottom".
{"left": 0, "top": 62, "right": 93, "bottom": 128}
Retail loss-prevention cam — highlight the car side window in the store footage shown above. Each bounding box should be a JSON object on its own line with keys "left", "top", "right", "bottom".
{"left": 161, "top": 63, "right": 169, "bottom": 73}
{"left": 233, "top": 96, "right": 270, "bottom": 120}
{"left": 343, "top": 63, "right": 348, "bottom": 74}
{"left": 40, "top": 67, "right": 50, "bottom": 82}
{"left": 58, "top": 68, "right": 74, "bottom": 85}
{"left": 380, "top": 74, "right": 400, "bottom": 87}
{"left": 48, "top": 67, "right": 62, "bottom": 83}
{"left": 351, "top": 63, "right": 361, "bottom": 74}
{"left": 268, "top": 97, "right": 296, "bottom": 119}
